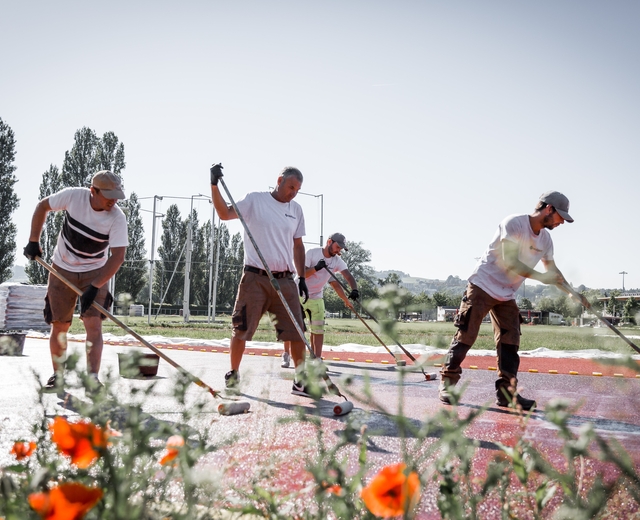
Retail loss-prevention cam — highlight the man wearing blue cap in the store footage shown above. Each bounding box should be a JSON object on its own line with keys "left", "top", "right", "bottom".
{"left": 439, "top": 191, "right": 574, "bottom": 411}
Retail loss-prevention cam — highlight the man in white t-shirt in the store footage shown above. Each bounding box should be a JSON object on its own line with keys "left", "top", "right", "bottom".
{"left": 439, "top": 191, "right": 574, "bottom": 411}
{"left": 23, "top": 171, "right": 128, "bottom": 393}
{"left": 210, "top": 165, "right": 311, "bottom": 396}
{"left": 282, "top": 233, "right": 359, "bottom": 366}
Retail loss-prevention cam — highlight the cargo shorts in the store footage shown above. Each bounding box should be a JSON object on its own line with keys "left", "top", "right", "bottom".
{"left": 231, "top": 270, "right": 305, "bottom": 342}
{"left": 44, "top": 264, "right": 113, "bottom": 324}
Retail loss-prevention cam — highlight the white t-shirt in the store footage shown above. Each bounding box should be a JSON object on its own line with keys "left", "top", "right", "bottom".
{"left": 236, "top": 192, "right": 305, "bottom": 273}
{"left": 48, "top": 187, "right": 129, "bottom": 272}
{"left": 304, "top": 247, "right": 348, "bottom": 300}
{"left": 468, "top": 214, "right": 553, "bottom": 301}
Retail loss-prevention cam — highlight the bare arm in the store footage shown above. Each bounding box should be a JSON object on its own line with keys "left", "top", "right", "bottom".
{"left": 90, "top": 247, "right": 126, "bottom": 288}
{"left": 329, "top": 280, "right": 353, "bottom": 309}
{"left": 502, "top": 240, "right": 565, "bottom": 286}
{"left": 210, "top": 184, "right": 237, "bottom": 221}
{"left": 340, "top": 269, "right": 358, "bottom": 291}
{"left": 293, "top": 237, "right": 306, "bottom": 277}
{"left": 29, "top": 198, "right": 52, "bottom": 241}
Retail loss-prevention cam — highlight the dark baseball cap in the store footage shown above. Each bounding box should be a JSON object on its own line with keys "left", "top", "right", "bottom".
{"left": 539, "top": 191, "right": 573, "bottom": 223}
{"left": 329, "top": 233, "right": 348, "bottom": 250}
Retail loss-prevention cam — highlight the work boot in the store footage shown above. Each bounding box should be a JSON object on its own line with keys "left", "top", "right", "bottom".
{"left": 496, "top": 389, "right": 536, "bottom": 411}
{"left": 281, "top": 352, "right": 291, "bottom": 368}
{"left": 438, "top": 378, "right": 454, "bottom": 405}
{"left": 224, "top": 370, "right": 239, "bottom": 389}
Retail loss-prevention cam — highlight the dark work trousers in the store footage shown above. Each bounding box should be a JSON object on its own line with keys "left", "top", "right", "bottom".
{"left": 440, "top": 283, "right": 522, "bottom": 396}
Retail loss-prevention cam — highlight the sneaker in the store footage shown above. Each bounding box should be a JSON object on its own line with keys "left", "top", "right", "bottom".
{"left": 496, "top": 392, "right": 536, "bottom": 411}
{"left": 281, "top": 352, "right": 291, "bottom": 368}
{"left": 43, "top": 374, "right": 59, "bottom": 393}
{"left": 225, "top": 370, "right": 239, "bottom": 389}
{"left": 438, "top": 379, "right": 453, "bottom": 405}
{"left": 291, "top": 380, "right": 312, "bottom": 398}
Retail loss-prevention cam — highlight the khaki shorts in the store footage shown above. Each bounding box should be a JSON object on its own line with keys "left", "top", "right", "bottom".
{"left": 44, "top": 264, "right": 113, "bottom": 324}
{"left": 453, "top": 283, "right": 521, "bottom": 347}
{"left": 231, "top": 271, "right": 305, "bottom": 342}
{"left": 301, "top": 297, "right": 326, "bottom": 335}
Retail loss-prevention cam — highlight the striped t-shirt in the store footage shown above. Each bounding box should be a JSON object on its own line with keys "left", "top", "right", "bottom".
{"left": 48, "top": 187, "right": 128, "bottom": 272}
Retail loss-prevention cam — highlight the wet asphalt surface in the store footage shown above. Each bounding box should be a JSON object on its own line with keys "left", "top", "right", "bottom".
{"left": 3, "top": 337, "right": 640, "bottom": 518}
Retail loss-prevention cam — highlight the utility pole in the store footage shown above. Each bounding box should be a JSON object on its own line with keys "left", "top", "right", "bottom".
{"left": 148, "top": 195, "right": 163, "bottom": 324}
{"left": 620, "top": 271, "right": 628, "bottom": 292}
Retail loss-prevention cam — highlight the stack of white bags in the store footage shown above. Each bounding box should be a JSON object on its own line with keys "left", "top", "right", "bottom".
{"left": 0, "top": 283, "right": 48, "bottom": 331}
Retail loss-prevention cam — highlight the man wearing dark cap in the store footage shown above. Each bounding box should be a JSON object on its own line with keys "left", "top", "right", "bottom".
{"left": 439, "top": 191, "right": 573, "bottom": 411}
{"left": 24, "top": 170, "right": 128, "bottom": 393}
{"left": 282, "top": 233, "right": 359, "bottom": 366}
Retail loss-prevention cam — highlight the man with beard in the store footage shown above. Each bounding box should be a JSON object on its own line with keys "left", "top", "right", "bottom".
{"left": 439, "top": 191, "right": 573, "bottom": 411}
{"left": 281, "top": 233, "right": 359, "bottom": 366}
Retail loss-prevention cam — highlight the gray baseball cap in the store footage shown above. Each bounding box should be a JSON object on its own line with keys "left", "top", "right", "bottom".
{"left": 539, "top": 191, "right": 573, "bottom": 223}
{"left": 329, "top": 233, "right": 348, "bottom": 250}
{"left": 92, "top": 170, "right": 126, "bottom": 199}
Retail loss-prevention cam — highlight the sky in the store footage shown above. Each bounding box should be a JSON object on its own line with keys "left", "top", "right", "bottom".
{"left": 3, "top": 1, "right": 639, "bottom": 290}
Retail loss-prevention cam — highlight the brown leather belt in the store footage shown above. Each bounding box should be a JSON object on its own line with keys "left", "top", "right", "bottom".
{"left": 244, "top": 265, "right": 293, "bottom": 279}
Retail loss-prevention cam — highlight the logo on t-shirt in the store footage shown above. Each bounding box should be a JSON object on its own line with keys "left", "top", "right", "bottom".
{"left": 529, "top": 244, "right": 543, "bottom": 253}
{"left": 284, "top": 213, "right": 297, "bottom": 219}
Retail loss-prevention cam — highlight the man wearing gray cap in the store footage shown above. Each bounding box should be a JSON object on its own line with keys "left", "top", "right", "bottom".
{"left": 282, "top": 233, "right": 359, "bottom": 367}
{"left": 24, "top": 170, "right": 128, "bottom": 393}
{"left": 439, "top": 191, "right": 573, "bottom": 411}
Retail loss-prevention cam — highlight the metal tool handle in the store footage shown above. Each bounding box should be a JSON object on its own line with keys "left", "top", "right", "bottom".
{"left": 560, "top": 281, "right": 640, "bottom": 355}
{"left": 35, "top": 257, "right": 223, "bottom": 397}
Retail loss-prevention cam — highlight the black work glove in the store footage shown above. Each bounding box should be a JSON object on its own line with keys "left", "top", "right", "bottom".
{"left": 314, "top": 259, "right": 327, "bottom": 271}
{"left": 210, "top": 163, "right": 224, "bottom": 186}
{"left": 23, "top": 241, "right": 42, "bottom": 260}
{"left": 298, "top": 277, "right": 309, "bottom": 304}
{"left": 80, "top": 285, "right": 99, "bottom": 314}
{"left": 348, "top": 289, "right": 360, "bottom": 301}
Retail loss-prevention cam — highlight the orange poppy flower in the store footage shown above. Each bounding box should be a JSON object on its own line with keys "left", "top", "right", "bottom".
{"left": 159, "top": 435, "right": 184, "bottom": 466}
{"left": 28, "top": 482, "right": 103, "bottom": 520}
{"left": 10, "top": 440, "right": 37, "bottom": 460}
{"left": 49, "top": 417, "right": 108, "bottom": 469}
{"left": 361, "top": 463, "right": 421, "bottom": 518}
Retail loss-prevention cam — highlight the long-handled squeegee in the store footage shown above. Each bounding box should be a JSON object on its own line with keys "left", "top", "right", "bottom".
{"left": 35, "top": 257, "right": 250, "bottom": 415}
{"left": 561, "top": 281, "right": 640, "bottom": 355}
{"left": 216, "top": 170, "right": 353, "bottom": 416}
{"left": 322, "top": 266, "right": 437, "bottom": 381}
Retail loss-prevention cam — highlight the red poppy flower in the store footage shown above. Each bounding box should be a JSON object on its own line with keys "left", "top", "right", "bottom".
{"left": 361, "top": 463, "right": 421, "bottom": 518}
{"left": 10, "top": 440, "right": 37, "bottom": 460}
{"left": 49, "top": 417, "right": 108, "bottom": 469}
{"left": 28, "top": 482, "right": 103, "bottom": 519}
{"left": 159, "top": 435, "right": 184, "bottom": 466}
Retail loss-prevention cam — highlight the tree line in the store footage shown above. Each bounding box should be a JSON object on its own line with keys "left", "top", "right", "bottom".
{"left": 0, "top": 119, "right": 637, "bottom": 323}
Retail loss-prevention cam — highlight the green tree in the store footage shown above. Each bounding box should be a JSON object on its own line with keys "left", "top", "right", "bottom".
{"left": 155, "top": 205, "right": 186, "bottom": 306}
{"left": 607, "top": 291, "right": 620, "bottom": 317}
{"left": 623, "top": 297, "right": 637, "bottom": 325}
{"left": 432, "top": 291, "right": 450, "bottom": 307}
{"left": 25, "top": 128, "right": 128, "bottom": 285}
{"left": 215, "top": 228, "right": 244, "bottom": 311}
{"left": 115, "top": 192, "right": 147, "bottom": 302}
{"left": 341, "top": 241, "right": 374, "bottom": 281}
{"left": 187, "top": 210, "right": 210, "bottom": 307}
{"left": 25, "top": 165, "right": 62, "bottom": 284}
{"left": 519, "top": 297, "right": 534, "bottom": 310}
{"left": 378, "top": 272, "right": 402, "bottom": 286}
{"left": 0, "top": 118, "right": 19, "bottom": 283}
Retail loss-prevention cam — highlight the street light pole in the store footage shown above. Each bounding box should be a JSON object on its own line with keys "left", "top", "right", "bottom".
{"left": 620, "top": 271, "right": 628, "bottom": 292}
{"left": 148, "top": 195, "right": 163, "bottom": 324}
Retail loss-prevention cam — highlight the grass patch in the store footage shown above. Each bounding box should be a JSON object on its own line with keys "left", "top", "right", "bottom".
{"left": 68, "top": 315, "right": 640, "bottom": 354}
